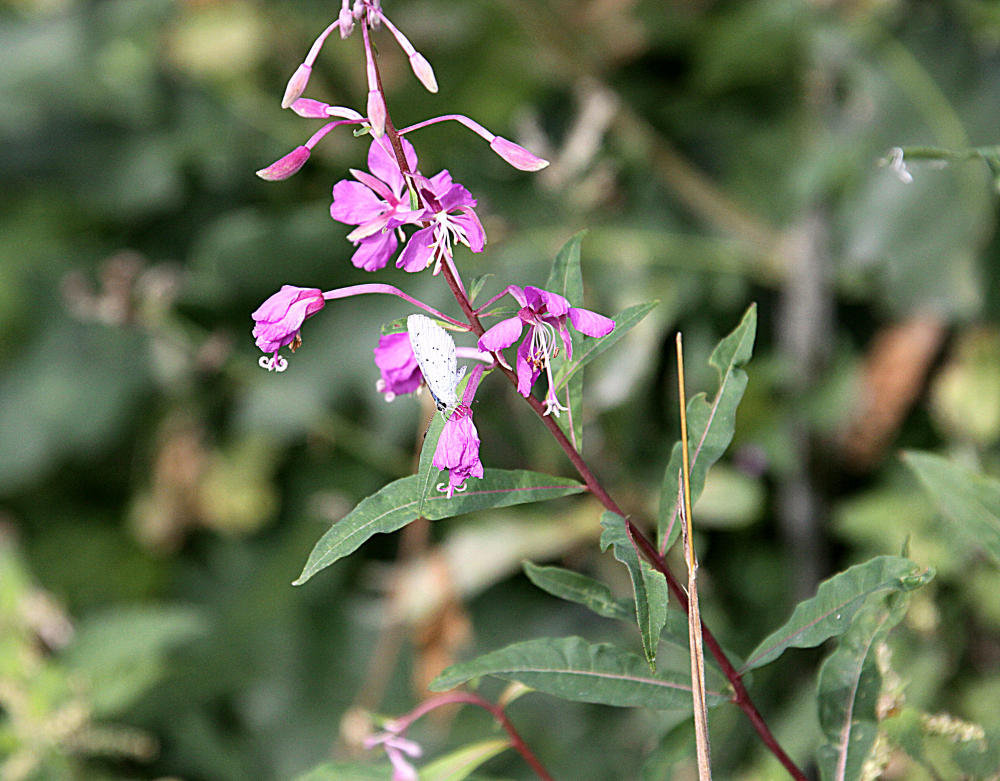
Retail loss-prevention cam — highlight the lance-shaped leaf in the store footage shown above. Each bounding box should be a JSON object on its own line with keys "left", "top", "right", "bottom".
{"left": 554, "top": 300, "right": 658, "bottom": 392}
{"left": 422, "top": 470, "right": 585, "bottom": 521}
{"left": 294, "top": 762, "right": 390, "bottom": 780}
{"left": 522, "top": 560, "right": 634, "bottom": 621}
{"left": 600, "top": 512, "right": 668, "bottom": 669}
{"left": 659, "top": 304, "right": 757, "bottom": 550}
{"left": 294, "top": 470, "right": 585, "bottom": 585}
{"left": 429, "top": 636, "right": 728, "bottom": 710}
{"left": 816, "top": 593, "right": 911, "bottom": 781}
{"left": 741, "top": 556, "right": 933, "bottom": 673}
{"left": 903, "top": 450, "right": 1000, "bottom": 566}
{"left": 546, "top": 232, "right": 586, "bottom": 449}
{"left": 420, "top": 738, "right": 510, "bottom": 781}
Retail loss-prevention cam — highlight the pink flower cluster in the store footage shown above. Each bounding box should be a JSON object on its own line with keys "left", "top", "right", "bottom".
{"left": 249, "top": 5, "right": 616, "bottom": 523}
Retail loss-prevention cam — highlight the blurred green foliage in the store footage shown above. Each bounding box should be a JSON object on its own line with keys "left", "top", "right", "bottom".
{"left": 2, "top": 0, "right": 1000, "bottom": 778}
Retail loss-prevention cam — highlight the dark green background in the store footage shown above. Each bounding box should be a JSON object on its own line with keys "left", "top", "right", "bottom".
{"left": 3, "top": 0, "right": 1000, "bottom": 778}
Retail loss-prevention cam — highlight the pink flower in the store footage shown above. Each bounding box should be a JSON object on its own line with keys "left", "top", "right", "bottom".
{"left": 478, "top": 285, "right": 614, "bottom": 415}
{"left": 373, "top": 332, "right": 423, "bottom": 400}
{"left": 364, "top": 731, "right": 422, "bottom": 781}
{"left": 330, "top": 138, "right": 422, "bottom": 271}
{"left": 432, "top": 365, "right": 485, "bottom": 496}
{"left": 396, "top": 171, "right": 486, "bottom": 274}
{"left": 252, "top": 285, "right": 326, "bottom": 372}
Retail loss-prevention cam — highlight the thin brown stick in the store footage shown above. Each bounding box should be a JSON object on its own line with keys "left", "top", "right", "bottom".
{"left": 677, "top": 333, "right": 712, "bottom": 779}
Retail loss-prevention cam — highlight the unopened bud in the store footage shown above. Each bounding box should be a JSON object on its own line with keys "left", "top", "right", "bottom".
{"left": 338, "top": 7, "right": 355, "bottom": 39}
{"left": 408, "top": 52, "right": 438, "bottom": 93}
{"left": 326, "top": 105, "right": 364, "bottom": 121}
{"left": 256, "top": 146, "right": 311, "bottom": 181}
{"left": 291, "top": 98, "right": 331, "bottom": 118}
{"left": 281, "top": 63, "right": 312, "bottom": 109}
{"left": 489, "top": 136, "right": 549, "bottom": 172}
{"left": 367, "top": 90, "right": 386, "bottom": 138}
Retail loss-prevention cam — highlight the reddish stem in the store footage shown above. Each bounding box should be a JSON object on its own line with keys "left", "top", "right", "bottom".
{"left": 366, "top": 21, "right": 805, "bottom": 781}
{"left": 389, "top": 691, "right": 554, "bottom": 781}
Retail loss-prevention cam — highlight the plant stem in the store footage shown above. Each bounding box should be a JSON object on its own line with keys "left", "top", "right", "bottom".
{"left": 368, "top": 25, "right": 806, "bottom": 781}
{"left": 390, "top": 691, "right": 555, "bottom": 781}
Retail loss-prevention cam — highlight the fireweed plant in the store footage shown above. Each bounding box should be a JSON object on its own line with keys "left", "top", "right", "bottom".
{"left": 253, "top": 3, "right": 938, "bottom": 779}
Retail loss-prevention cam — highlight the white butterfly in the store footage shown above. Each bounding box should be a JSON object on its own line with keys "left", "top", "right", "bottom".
{"left": 407, "top": 314, "right": 467, "bottom": 417}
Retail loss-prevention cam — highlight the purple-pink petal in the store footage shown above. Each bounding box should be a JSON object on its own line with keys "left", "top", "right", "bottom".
{"left": 351, "top": 231, "right": 397, "bottom": 271}
{"left": 251, "top": 285, "right": 324, "bottom": 353}
{"left": 367, "top": 137, "right": 417, "bottom": 196}
{"left": 432, "top": 405, "right": 483, "bottom": 496}
{"left": 396, "top": 225, "right": 436, "bottom": 272}
{"left": 569, "top": 307, "right": 615, "bottom": 337}
{"left": 478, "top": 316, "right": 523, "bottom": 352}
{"left": 515, "top": 336, "right": 541, "bottom": 397}
{"left": 523, "top": 286, "right": 570, "bottom": 317}
{"left": 330, "top": 180, "right": 387, "bottom": 224}
{"left": 451, "top": 210, "right": 486, "bottom": 253}
{"left": 256, "top": 145, "right": 311, "bottom": 181}
{"left": 437, "top": 182, "right": 477, "bottom": 213}
{"left": 374, "top": 332, "right": 422, "bottom": 397}
{"left": 426, "top": 169, "right": 453, "bottom": 199}
{"left": 506, "top": 285, "right": 528, "bottom": 307}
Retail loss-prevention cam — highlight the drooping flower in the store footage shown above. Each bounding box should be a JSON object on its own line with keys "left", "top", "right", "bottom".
{"left": 396, "top": 170, "right": 486, "bottom": 274}
{"left": 478, "top": 285, "right": 615, "bottom": 415}
{"left": 330, "top": 138, "right": 422, "bottom": 271}
{"left": 364, "top": 731, "right": 422, "bottom": 781}
{"left": 252, "top": 285, "right": 326, "bottom": 372}
{"left": 373, "top": 332, "right": 422, "bottom": 400}
{"left": 433, "top": 364, "right": 485, "bottom": 497}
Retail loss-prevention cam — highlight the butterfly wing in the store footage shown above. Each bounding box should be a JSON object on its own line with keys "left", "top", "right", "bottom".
{"left": 407, "top": 314, "right": 459, "bottom": 412}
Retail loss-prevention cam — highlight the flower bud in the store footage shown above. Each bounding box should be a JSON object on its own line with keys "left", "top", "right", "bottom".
{"left": 408, "top": 52, "right": 438, "bottom": 93}
{"left": 281, "top": 63, "right": 312, "bottom": 109}
{"left": 256, "top": 146, "right": 310, "bottom": 181}
{"left": 489, "top": 136, "right": 549, "bottom": 171}
{"left": 367, "top": 90, "right": 386, "bottom": 138}
{"left": 338, "top": 6, "right": 355, "bottom": 39}
{"left": 291, "top": 98, "right": 331, "bottom": 118}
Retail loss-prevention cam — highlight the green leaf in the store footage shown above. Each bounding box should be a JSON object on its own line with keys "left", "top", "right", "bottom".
{"left": 546, "top": 232, "right": 586, "bottom": 450}
{"left": 545, "top": 231, "right": 585, "bottom": 305}
{"left": 429, "top": 636, "right": 727, "bottom": 710}
{"left": 600, "top": 512, "right": 669, "bottom": 669}
{"left": 294, "top": 470, "right": 585, "bottom": 585}
{"left": 659, "top": 304, "right": 757, "bottom": 550}
{"left": 553, "top": 301, "right": 658, "bottom": 392}
{"left": 903, "top": 450, "right": 1000, "bottom": 566}
{"left": 816, "top": 594, "right": 911, "bottom": 781}
{"left": 896, "top": 144, "right": 1000, "bottom": 193}
{"left": 742, "top": 556, "right": 933, "bottom": 673}
{"left": 420, "top": 738, "right": 510, "bottom": 781}
{"left": 63, "top": 606, "right": 208, "bottom": 716}
{"left": 422, "top": 470, "right": 585, "bottom": 521}
{"left": 522, "top": 560, "right": 634, "bottom": 620}
{"left": 467, "top": 274, "right": 493, "bottom": 305}
{"left": 294, "top": 762, "right": 391, "bottom": 781}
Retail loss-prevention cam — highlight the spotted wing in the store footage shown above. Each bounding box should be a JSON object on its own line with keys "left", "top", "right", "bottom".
{"left": 407, "top": 314, "right": 459, "bottom": 411}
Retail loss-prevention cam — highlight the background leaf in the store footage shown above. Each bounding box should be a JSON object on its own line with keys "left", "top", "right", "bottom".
{"left": 903, "top": 450, "right": 1000, "bottom": 566}
{"left": 600, "top": 512, "right": 669, "bottom": 669}
{"left": 546, "top": 232, "right": 586, "bottom": 449}
{"left": 554, "top": 300, "right": 658, "bottom": 391}
{"left": 522, "top": 560, "right": 634, "bottom": 621}
{"left": 816, "top": 594, "right": 911, "bottom": 781}
{"left": 658, "top": 304, "right": 757, "bottom": 550}
{"left": 742, "top": 556, "right": 933, "bottom": 673}
{"left": 420, "top": 738, "right": 510, "bottom": 781}
{"left": 430, "top": 636, "right": 727, "bottom": 710}
{"left": 295, "top": 471, "right": 585, "bottom": 584}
